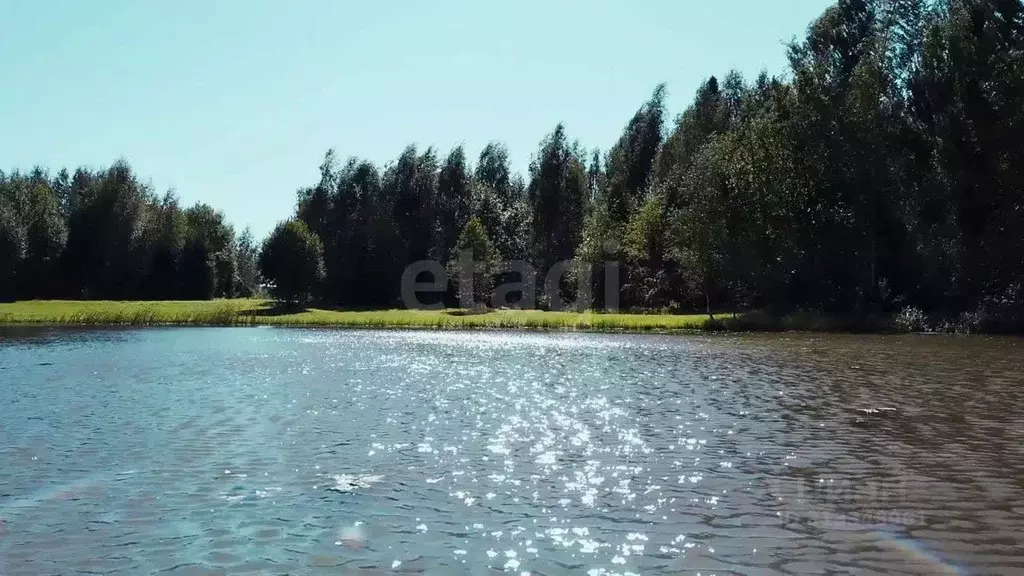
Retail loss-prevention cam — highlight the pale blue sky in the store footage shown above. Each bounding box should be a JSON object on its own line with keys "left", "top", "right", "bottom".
{"left": 1, "top": 0, "right": 831, "bottom": 238}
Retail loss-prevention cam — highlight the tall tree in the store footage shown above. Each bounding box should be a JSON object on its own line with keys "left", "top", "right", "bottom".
{"left": 141, "top": 191, "right": 187, "bottom": 299}
{"left": 235, "top": 226, "right": 260, "bottom": 297}
{"left": 0, "top": 195, "right": 25, "bottom": 301}
{"left": 528, "top": 124, "right": 587, "bottom": 274}
{"left": 184, "top": 203, "right": 236, "bottom": 298}
{"left": 474, "top": 142, "right": 529, "bottom": 260}
{"left": 62, "top": 161, "right": 152, "bottom": 299}
{"left": 387, "top": 145, "right": 438, "bottom": 267}
{"left": 603, "top": 84, "right": 667, "bottom": 222}
{"left": 657, "top": 77, "right": 730, "bottom": 209}
{"left": 436, "top": 146, "right": 473, "bottom": 263}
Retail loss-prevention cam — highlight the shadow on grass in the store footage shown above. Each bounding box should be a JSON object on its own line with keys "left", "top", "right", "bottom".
{"left": 445, "top": 304, "right": 495, "bottom": 316}
{"left": 445, "top": 309, "right": 483, "bottom": 317}
{"left": 715, "top": 310, "right": 897, "bottom": 333}
{"left": 237, "top": 302, "right": 309, "bottom": 317}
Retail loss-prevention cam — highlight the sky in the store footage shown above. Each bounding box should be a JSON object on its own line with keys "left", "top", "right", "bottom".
{"left": 1, "top": 0, "right": 833, "bottom": 239}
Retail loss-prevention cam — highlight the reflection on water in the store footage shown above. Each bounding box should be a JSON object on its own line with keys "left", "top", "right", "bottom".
{"left": 1, "top": 327, "right": 1022, "bottom": 574}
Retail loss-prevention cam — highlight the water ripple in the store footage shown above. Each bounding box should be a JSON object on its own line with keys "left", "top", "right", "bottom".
{"left": 1, "top": 328, "right": 1021, "bottom": 574}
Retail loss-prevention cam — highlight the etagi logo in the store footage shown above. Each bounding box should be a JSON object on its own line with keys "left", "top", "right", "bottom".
{"left": 399, "top": 251, "right": 622, "bottom": 312}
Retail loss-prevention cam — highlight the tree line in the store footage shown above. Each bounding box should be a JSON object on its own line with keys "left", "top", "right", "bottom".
{"left": 3, "top": 0, "right": 1022, "bottom": 329}
{"left": 0, "top": 163, "right": 259, "bottom": 301}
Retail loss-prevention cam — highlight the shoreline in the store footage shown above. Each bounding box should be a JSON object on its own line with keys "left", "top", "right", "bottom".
{"left": 0, "top": 299, "right": 711, "bottom": 332}
{"left": 0, "top": 321, "right": 714, "bottom": 336}
{"left": 0, "top": 300, "right": 1019, "bottom": 335}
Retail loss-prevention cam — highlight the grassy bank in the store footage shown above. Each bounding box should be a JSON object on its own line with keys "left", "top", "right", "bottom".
{"left": 0, "top": 299, "right": 712, "bottom": 332}
{"left": 6, "top": 300, "right": 1007, "bottom": 333}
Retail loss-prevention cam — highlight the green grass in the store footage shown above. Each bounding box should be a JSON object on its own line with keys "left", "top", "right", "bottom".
{"left": 0, "top": 299, "right": 712, "bottom": 332}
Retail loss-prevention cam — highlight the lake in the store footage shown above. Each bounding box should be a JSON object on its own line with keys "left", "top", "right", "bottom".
{"left": 1, "top": 328, "right": 1022, "bottom": 575}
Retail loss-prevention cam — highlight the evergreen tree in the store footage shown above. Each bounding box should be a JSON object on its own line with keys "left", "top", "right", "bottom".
{"left": 447, "top": 217, "right": 500, "bottom": 308}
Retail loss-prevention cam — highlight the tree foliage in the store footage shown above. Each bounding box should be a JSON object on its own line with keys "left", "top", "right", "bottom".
{"left": 258, "top": 219, "right": 325, "bottom": 306}
{"left": 235, "top": 227, "right": 260, "bottom": 297}
{"left": 5, "top": 0, "right": 1023, "bottom": 327}
{"left": 447, "top": 217, "right": 501, "bottom": 307}
{"left": 0, "top": 162, "right": 247, "bottom": 301}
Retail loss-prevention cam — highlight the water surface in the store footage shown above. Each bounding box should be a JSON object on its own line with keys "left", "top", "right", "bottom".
{"left": 1, "top": 327, "right": 1022, "bottom": 574}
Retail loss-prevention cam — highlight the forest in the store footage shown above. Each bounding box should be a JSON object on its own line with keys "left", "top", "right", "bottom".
{"left": 2, "top": 0, "right": 1022, "bottom": 330}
